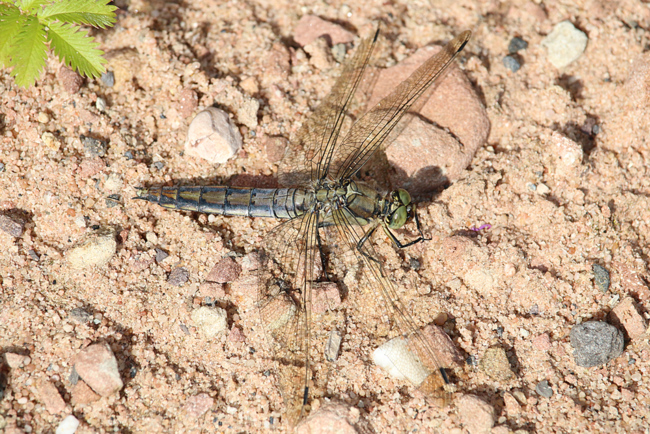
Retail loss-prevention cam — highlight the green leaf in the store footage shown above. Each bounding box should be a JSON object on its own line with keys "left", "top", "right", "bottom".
{"left": 47, "top": 20, "right": 106, "bottom": 78}
{"left": 17, "top": 0, "right": 50, "bottom": 13}
{"left": 39, "top": 0, "right": 117, "bottom": 29}
{"left": 0, "top": 3, "right": 26, "bottom": 65}
{"left": 8, "top": 15, "right": 47, "bottom": 87}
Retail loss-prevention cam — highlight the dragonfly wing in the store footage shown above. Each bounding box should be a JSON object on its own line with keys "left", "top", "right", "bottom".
{"left": 258, "top": 212, "right": 321, "bottom": 425}
{"left": 330, "top": 207, "right": 451, "bottom": 403}
{"left": 278, "top": 30, "right": 379, "bottom": 187}
{"left": 328, "top": 31, "right": 471, "bottom": 182}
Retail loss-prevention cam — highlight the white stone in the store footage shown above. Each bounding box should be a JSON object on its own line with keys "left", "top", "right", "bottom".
{"left": 185, "top": 107, "right": 242, "bottom": 164}
{"left": 542, "top": 21, "right": 588, "bottom": 68}
{"left": 56, "top": 415, "right": 79, "bottom": 434}
{"left": 191, "top": 306, "right": 228, "bottom": 338}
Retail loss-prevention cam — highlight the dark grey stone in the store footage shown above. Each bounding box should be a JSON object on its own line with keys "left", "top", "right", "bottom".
{"left": 570, "top": 321, "right": 624, "bottom": 367}
{"left": 503, "top": 55, "right": 521, "bottom": 72}
{"left": 81, "top": 136, "right": 107, "bottom": 157}
{"left": 168, "top": 267, "right": 189, "bottom": 286}
{"left": 508, "top": 37, "right": 528, "bottom": 53}
{"left": 592, "top": 264, "right": 610, "bottom": 292}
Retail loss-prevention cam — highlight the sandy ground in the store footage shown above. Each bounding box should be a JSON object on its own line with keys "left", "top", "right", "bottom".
{"left": 1, "top": 0, "right": 650, "bottom": 433}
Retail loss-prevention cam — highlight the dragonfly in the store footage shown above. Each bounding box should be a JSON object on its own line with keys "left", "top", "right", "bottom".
{"left": 136, "top": 28, "right": 471, "bottom": 425}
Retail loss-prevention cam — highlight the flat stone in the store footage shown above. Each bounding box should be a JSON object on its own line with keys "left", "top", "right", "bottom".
{"left": 0, "top": 214, "right": 24, "bottom": 237}
{"left": 503, "top": 391, "right": 522, "bottom": 416}
{"left": 536, "top": 380, "right": 553, "bottom": 398}
{"left": 191, "top": 306, "right": 228, "bottom": 338}
{"left": 416, "top": 324, "right": 464, "bottom": 368}
{"left": 542, "top": 21, "right": 588, "bottom": 68}
{"left": 569, "top": 321, "right": 624, "bottom": 368}
{"left": 4, "top": 352, "right": 26, "bottom": 369}
{"left": 610, "top": 297, "right": 647, "bottom": 340}
{"left": 36, "top": 380, "right": 66, "bottom": 414}
{"left": 206, "top": 256, "right": 242, "bottom": 283}
{"left": 66, "top": 228, "right": 117, "bottom": 269}
{"left": 73, "top": 343, "right": 123, "bottom": 396}
{"left": 185, "top": 107, "right": 242, "bottom": 164}
{"left": 456, "top": 394, "right": 495, "bottom": 434}
{"left": 480, "top": 347, "right": 515, "bottom": 381}
{"left": 592, "top": 264, "right": 610, "bottom": 292}
{"left": 293, "top": 15, "right": 355, "bottom": 47}
{"left": 167, "top": 267, "right": 190, "bottom": 286}
{"left": 367, "top": 44, "right": 489, "bottom": 196}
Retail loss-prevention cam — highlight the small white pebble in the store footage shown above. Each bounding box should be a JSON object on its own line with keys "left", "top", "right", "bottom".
{"left": 191, "top": 306, "right": 228, "bottom": 338}
{"left": 96, "top": 97, "right": 106, "bottom": 112}
{"left": 520, "top": 328, "right": 530, "bottom": 338}
{"left": 37, "top": 112, "right": 50, "bottom": 123}
{"left": 56, "top": 415, "right": 80, "bottom": 434}
{"left": 372, "top": 337, "right": 429, "bottom": 385}
{"left": 542, "top": 21, "right": 588, "bottom": 68}
{"left": 536, "top": 183, "right": 551, "bottom": 195}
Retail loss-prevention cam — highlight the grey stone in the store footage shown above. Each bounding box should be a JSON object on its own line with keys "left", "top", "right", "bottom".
{"left": 536, "top": 380, "right": 553, "bottom": 398}
{"left": 570, "top": 321, "right": 624, "bottom": 367}
{"left": 592, "top": 264, "right": 610, "bottom": 292}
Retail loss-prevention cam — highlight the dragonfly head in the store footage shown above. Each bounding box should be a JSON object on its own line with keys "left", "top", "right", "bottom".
{"left": 386, "top": 189, "right": 413, "bottom": 229}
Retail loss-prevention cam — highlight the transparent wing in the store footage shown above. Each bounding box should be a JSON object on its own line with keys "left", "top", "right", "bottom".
{"left": 278, "top": 30, "right": 379, "bottom": 187}
{"left": 330, "top": 31, "right": 471, "bottom": 181}
{"left": 257, "top": 212, "right": 321, "bottom": 425}
{"left": 330, "top": 207, "right": 451, "bottom": 403}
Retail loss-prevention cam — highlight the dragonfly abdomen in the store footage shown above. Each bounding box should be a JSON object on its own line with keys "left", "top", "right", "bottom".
{"left": 135, "top": 185, "right": 311, "bottom": 219}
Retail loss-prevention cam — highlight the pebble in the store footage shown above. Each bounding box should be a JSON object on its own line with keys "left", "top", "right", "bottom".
{"left": 183, "top": 393, "right": 214, "bottom": 419}
{"left": 100, "top": 71, "right": 115, "bottom": 87}
{"left": 592, "top": 264, "right": 610, "bottom": 292}
{"left": 154, "top": 248, "right": 169, "bottom": 263}
{"left": 4, "top": 352, "right": 26, "bottom": 368}
{"left": 325, "top": 330, "right": 342, "bottom": 362}
{"left": 532, "top": 333, "right": 552, "bottom": 351}
{"left": 184, "top": 107, "right": 242, "bottom": 164}
{"left": 293, "top": 15, "right": 355, "bottom": 47}
{"left": 206, "top": 256, "right": 242, "bottom": 283}
{"left": 37, "top": 112, "right": 50, "bottom": 123}
{"left": 167, "top": 267, "right": 190, "bottom": 286}
{"left": 264, "top": 136, "right": 289, "bottom": 163}
{"left": 36, "top": 380, "right": 66, "bottom": 414}
{"left": 542, "top": 21, "right": 588, "bottom": 68}
{"left": 367, "top": 44, "right": 490, "bottom": 196}
{"left": 480, "top": 347, "right": 515, "bottom": 381}
{"left": 66, "top": 228, "right": 117, "bottom": 269}
{"left": 197, "top": 282, "right": 226, "bottom": 300}
{"left": 610, "top": 297, "right": 648, "bottom": 340}
{"left": 535, "top": 380, "right": 553, "bottom": 398}
{"left": 508, "top": 37, "right": 528, "bottom": 53}
{"left": 456, "top": 394, "right": 496, "bottom": 434}
{"left": 69, "top": 308, "right": 93, "bottom": 324}
{"left": 569, "top": 321, "right": 624, "bottom": 367}
{"left": 177, "top": 88, "right": 198, "bottom": 119}
{"left": 0, "top": 213, "right": 24, "bottom": 237}
{"left": 81, "top": 135, "right": 107, "bottom": 158}
{"left": 311, "top": 282, "right": 341, "bottom": 314}
{"left": 95, "top": 97, "right": 106, "bottom": 112}
{"left": 503, "top": 391, "right": 522, "bottom": 416}
{"left": 59, "top": 66, "right": 83, "bottom": 93}
{"left": 73, "top": 343, "right": 123, "bottom": 396}
{"left": 55, "top": 415, "right": 79, "bottom": 434}
{"left": 191, "top": 306, "right": 228, "bottom": 338}
{"left": 42, "top": 132, "right": 61, "bottom": 151}
{"left": 70, "top": 379, "right": 101, "bottom": 405}
{"left": 295, "top": 402, "right": 357, "bottom": 434}
{"left": 417, "top": 324, "right": 464, "bottom": 368}
{"left": 503, "top": 55, "right": 521, "bottom": 72}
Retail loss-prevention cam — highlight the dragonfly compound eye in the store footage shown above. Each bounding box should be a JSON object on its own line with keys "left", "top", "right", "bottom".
{"left": 388, "top": 206, "right": 408, "bottom": 229}
{"left": 397, "top": 189, "right": 411, "bottom": 206}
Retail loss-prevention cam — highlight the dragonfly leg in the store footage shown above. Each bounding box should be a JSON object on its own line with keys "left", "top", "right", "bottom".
{"left": 355, "top": 222, "right": 382, "bottom": 264}
{"left": 383, "top": 205, "right": 430, "bottom": 249}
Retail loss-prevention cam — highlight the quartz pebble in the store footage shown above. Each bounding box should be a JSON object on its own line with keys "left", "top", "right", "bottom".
{"left": 536, "top": 380, "right": 553, "bottom": 398}
{"left": 569, "top": 321, "right": 624, "bottom": 367}
{"left": 191, "top": 306, "right": 228, "bottom": 338}
{"left": 185, "top": 107, "right": 242, "bottom": 164}
{"left": 0, "top": 214, "right": 24, "bottom": 237}
{"left": 66, "top": 228, "right": 116, "bottom": 269}
{"left": 542, "top": 21, "right": 588, "bottom": 68}
{"left": 456, "top": 394, "right": 496, "bottom": 434}
{"left": 55, "top": 415, "right": 79, "bottom": 434}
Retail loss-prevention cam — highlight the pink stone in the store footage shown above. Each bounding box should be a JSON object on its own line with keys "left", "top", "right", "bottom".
{"left": 185, "top": 107, "right": 242, "bottom": 164}
{"left": 367, "top": 45, "right": 489, "bottom": 194}
{"left": 197, "top": 282, "right": 226, "bottom": 300}
{"left": 59, "top": 66, "right": 83, "bottom": 93}
{"left": 178, "top": 88, "right": 198, "bottom": 119}
{"left": 71, "top": 380, "right": 101, "bottom": 405}
{"left": 293, "top": 15, "right": 355, "bottom": 47}
{"left": 456, "top": 394, "right": 496, "bottom": 434}
{"left": 610, "top": 297, "right": 648, "bottom": 340}
{"left": 183, "top": 393, "right": 214, "bottom": 419}
{"left": 36, "top": 380, "right": 66, "bottom": 414}
{"left": 296, "top": 402, "right": 357, "bottom": 434}
{"left": 206, "top": 256, "right": 242, "bottom": 283}
{"left": 74, "top": 343, "right": 123, "bottom": 397}
{"left": 532, "top": 333, "right": 552, "bottom": 351}
{"left": 415, "top": 324, "right": 464, "bottom": 368}
{"left": 311, "top": 282, "right": 341, "bottom": 314}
